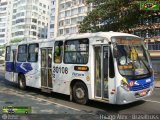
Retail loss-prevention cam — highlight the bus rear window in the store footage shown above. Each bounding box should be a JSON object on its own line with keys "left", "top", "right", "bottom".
{"left": 64, "top": 39, "right": 89, "bottom": 64}
{"left": 5, "top": 46, "right": 11, "bottom": 61}
{"left": 18, "top": 45, "right": 27, "bottom": 62}
{"left": 28, "top": 43, "right": 39, "bottom": 62}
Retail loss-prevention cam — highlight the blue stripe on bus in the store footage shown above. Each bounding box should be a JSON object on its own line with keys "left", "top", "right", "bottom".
{"left": 6, "top": 62, "right": 14, "bottom": 72}
{"left": 127, "top": 76, "right": 153, "bottom": 91}
{"left": 15, "top": 63, "right": 33, "bottom": 74}
{"left": 5, "top": 62, "right": 33, "bottom": 74}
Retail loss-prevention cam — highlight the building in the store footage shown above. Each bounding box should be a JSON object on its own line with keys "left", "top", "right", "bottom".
{"left": 48, "top": 0, "right": 56, "bottom": 39}
{"left": 11, "top": 0, "right": 50, "bottom": 42}
{"left": 0, "top": 0, "right": 12, "bottom": 45}
{"left": 49, "top": 0, "right": 92, "bottom": 38}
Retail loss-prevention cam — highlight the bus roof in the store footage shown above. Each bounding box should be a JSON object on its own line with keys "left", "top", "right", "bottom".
{"left": 6, "top": 32, "right": 140, "bottom": 46}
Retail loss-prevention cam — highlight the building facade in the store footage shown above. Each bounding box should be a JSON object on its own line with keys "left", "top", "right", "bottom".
{"left": 11, "top": 0, "right": 50, "bottom": 42}
{"left": 49, "top": 0, "right": 92, "bottom": 38}
{"left": 48, "top": 0, "right": 56, "bottom": 39}
{"left": 0, "top": 0, "right": 12, "bottom": 45}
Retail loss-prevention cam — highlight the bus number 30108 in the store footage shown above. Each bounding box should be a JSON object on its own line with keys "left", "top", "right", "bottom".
{"left": 53, "top": 66, "right": 68, "bottom": 74}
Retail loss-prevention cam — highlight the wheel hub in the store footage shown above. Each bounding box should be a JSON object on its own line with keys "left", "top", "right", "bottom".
{"left": 76, "top": 88, "right": 85, "bottom": 99}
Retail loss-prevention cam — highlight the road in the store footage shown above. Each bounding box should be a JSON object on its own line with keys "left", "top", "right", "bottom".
{"left": 0, "top": 70, "right": 160, "bottom": 120}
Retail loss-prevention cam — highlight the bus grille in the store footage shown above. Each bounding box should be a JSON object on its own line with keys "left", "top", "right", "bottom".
{"left": 131, "top": 83, "right": 150, "bottom": 91}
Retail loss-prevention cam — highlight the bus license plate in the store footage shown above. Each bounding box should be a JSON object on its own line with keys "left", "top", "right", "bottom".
{"left": 139, "top": 90, "right": 147, "bottom": 97}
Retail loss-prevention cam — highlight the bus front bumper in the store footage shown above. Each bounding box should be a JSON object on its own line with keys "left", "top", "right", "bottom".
{"left": 115, "top": 85, "right": 154, "bottom": 104}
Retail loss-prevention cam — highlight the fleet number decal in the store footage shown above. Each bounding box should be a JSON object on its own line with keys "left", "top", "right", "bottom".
{"left": 53, "top": 66, "right": 68, "bottom": 78}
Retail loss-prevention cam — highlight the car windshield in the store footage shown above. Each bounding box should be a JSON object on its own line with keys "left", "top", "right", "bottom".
{"left": 112, "top": 36, "right": 152, "bottom": 79}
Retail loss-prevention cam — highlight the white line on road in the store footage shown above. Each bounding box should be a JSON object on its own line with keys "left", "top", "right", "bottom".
{"left": 144, "top": 99, "right": 160, "bottom": 104}
{"left": 26, "top": 94, "right": 81, "bottom": 111}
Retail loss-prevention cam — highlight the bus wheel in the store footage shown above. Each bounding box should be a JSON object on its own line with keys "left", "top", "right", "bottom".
{"left": 73, "top": 82, "right": 88, "bottom": 104}
{"left": 18, "top": 74, "right": 26, "bottom": 90}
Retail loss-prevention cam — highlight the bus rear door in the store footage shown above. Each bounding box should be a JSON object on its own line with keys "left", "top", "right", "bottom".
{"left": 41, "top": 48, "right": 53, "bottom": 92}
{"left": 12, "top": 50, "right": 17, "bottom": 82}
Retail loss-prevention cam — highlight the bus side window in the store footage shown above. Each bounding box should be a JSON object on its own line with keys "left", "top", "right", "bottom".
{"left": 5, "top": 46, "right": 11, "bottom": 61}
{"left": 54, "top": 41, "right": 63, "bottom": 63}
{"left": 109, "top": 48, "right": 115, "bottom": 78}
{"left": 17, "top": 45, "right": 27, "bottom": 62}
{"left": 28, "top": 43, "right": 39, "bottom": 62}
{"left": 64, "top": 39, "right": 89, "bottom": 64}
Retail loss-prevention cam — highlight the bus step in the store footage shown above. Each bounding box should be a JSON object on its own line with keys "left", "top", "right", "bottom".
{"left": 41, "top": 87, "right": 52, "bottom": 93}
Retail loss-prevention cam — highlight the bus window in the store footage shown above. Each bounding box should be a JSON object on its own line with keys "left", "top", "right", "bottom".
{"left": 5, "top": 46, "right": 11, "bottom": 61}
{"left": 64, "top": 39, "right": 89, "bottom": 64}
{"left": 28, "top": 43, "right": 39, "bottom": 62}
{"left": 54, "top": 41, "right": 63, "bottom": 63}
{"left": 17, "top": 45, "right": 27, "bottom": 62}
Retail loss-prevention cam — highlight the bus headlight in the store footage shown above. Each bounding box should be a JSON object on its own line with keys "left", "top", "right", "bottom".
{"left": 121, "top": 80, "right": 130, "bottom": 91}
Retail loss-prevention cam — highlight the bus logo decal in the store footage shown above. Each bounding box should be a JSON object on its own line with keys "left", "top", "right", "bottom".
{"left": 134, "top": 81, "right": 139, "bottom": 86}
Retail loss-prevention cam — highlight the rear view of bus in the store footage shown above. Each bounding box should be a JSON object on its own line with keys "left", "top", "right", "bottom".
{"left": 112, "top": 36, "right": 154, "bottom": 104}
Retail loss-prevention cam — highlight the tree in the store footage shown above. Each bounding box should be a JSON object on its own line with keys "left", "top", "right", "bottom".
{"left": 79, "top": 0, "right": 160, "bottom": 33}
{"left": 10, "top": 38, "right": 23, "bottom": 43}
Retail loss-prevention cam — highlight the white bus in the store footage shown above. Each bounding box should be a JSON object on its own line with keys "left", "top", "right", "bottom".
{"left": 5, "top": 32, "right": 154, "bottom": 104}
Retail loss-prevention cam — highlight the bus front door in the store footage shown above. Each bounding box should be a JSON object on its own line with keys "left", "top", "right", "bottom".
{"left": 94, "top": 45, "right": 109, "bottom": 100}
{"left": 41, "top": 48, "right": 53, "bottom": 91}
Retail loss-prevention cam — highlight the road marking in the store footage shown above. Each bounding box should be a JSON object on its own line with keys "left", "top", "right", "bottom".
{"left": 145, "top": 99, "right": 160, "bottom": 104}
{"left": 1, "top": 88, "right": 81, "bottom": 112}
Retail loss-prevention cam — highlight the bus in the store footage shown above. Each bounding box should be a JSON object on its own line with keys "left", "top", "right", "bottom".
{"left": 5, "top": 32, "right": 154, "bottom": 105}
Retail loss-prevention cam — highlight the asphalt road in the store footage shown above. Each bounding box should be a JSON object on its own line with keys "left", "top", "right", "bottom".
{"left": 0, "top": 70, "right": 160, "bottom": 120}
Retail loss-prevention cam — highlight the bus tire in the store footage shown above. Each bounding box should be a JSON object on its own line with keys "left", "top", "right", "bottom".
{"left": 72, "top": 81, "right": 88, "bottom": 104}
{"left": 18, "top": 74, "right": 26, "bottom": 90}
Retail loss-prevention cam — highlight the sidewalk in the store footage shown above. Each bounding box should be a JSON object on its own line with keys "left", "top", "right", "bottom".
{"left": 154, "top": 77, "right": 160, "bottom": 88}
{"left": 154, "top": 73, "right": 160, "bottom": 88}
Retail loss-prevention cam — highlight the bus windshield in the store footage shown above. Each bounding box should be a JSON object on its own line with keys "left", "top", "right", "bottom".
{"left": 112, "top": 36, "right": 152, "bottom": 79}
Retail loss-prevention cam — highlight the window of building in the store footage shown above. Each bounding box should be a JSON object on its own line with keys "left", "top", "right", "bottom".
{"left": 32, "top": 18, "right": 37, "bottom": 23}
{"left": 59, "top": 12, "right": 65, "bottom": 18}
{"left": 71, "top": 18, "right": 77, "bottom": 24}
{"left": 18, "top": 45, "right": 27, "bottom": 62}
{"left": 65, "top": 1, "right": 72, "bottom": 8}
{"left": 78, "top": 7, "right": 85, "bottom": 13}
{"left": 71, "top": 8, "right": 78, "bottom": 15}
{"left": 60, "top": 4, "right": 65, "bottom": 10}
{"left": 28, "top": 43, "right": 39, "bottom": 62}
{"left": 59, "top": 29, "right": 63, "bottom": 35}
{"left": 43, "top": 4, "right": 46, "bottom": 8}
{"left": 16, "top": 18, "right": 25, "bottom": 24}
{"left": 31, "top": 25, "right": 37, "bottom": 30}
{"left": 15, "top": 31, "right": 24, "bottom": 36}
{"left": 0, "top": 34, "right": 5, "bottom": 38}
{"left": 59, "top": 20, "right": 64, "bottom": 27}
{"left": 50, "top": 24, "right": 54, "bottom": 28}
{"left": 64, "top": 39, "right": 89, "bottom": 64}
{"left": 0, "top": 29, "right": 5, "bottom": 32}
{"left": 54, "top": 41, "right": 63, "bottom": 63}
{"left": 65, "top": 28, "right": 70, "bottom": 34}
{"left": 155, "top": 29, "right": 160, "bottom": 36}
{"left": 65, "top": 10, "right": 71, "bottom": 17}
{"left": 5, "top": 46, "right": 11, "bottom": 61}
{"left": 148, "top": 42, "right": 160, "bottom": 50}
{"left": 65, "top": 19, "right": 70, "bottom": 25}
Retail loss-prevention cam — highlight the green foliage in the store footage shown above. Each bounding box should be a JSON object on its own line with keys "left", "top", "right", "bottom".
{"left": 10, "top": 38, "right": 23, "bottom": 43}
{"left": 0, "top": 45, "right": 5, "bottom": 49}
{"left": 79, "top": 0, "right": 159, "bottom": 33}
